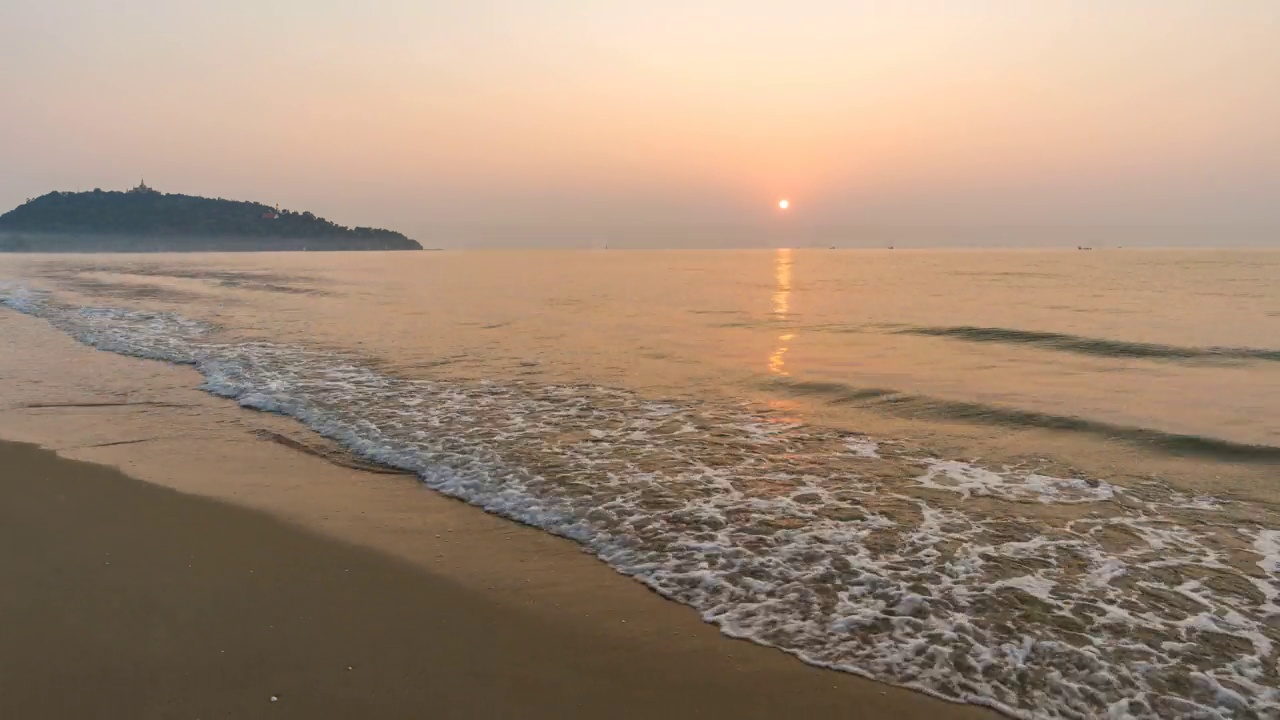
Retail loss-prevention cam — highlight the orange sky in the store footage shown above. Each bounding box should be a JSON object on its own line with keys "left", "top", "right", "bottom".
{"left": 3, "top": 1, "right": 1278, "bottom": 245}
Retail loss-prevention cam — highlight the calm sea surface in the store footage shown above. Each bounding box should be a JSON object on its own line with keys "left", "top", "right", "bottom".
{"left": 3, "top": 249, "right": 1279, "bottom": 718}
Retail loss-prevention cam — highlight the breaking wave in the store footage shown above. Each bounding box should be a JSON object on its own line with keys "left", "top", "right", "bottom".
{"left": 5, "top": 286, "right": 1279, "bottom": 720}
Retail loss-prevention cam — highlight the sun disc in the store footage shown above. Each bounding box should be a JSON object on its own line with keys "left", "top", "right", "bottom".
{"left": 778, "top": 199, "right": 790, "bottom": 210}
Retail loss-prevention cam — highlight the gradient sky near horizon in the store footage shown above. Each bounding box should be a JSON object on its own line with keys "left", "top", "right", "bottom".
{"left": 3, "top": 1, "right": 1279, "bottom": 245}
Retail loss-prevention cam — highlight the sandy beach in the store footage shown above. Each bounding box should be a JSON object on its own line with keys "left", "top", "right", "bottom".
{"left": 0, "top": 302, "right": 998, "bottom": 719}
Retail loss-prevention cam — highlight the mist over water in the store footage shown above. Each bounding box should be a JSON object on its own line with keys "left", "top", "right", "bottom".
{"left": 2, "top": 248, "right": 1279, "bottom": 718}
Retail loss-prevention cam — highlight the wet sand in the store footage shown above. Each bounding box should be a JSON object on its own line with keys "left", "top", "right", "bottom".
{"left": 0, "top": 311, "right": 998, "bottom": 719}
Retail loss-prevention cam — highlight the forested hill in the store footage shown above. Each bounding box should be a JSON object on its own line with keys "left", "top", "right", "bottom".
{"left": 0, "top": 187, "right": 422, "bottom": 251}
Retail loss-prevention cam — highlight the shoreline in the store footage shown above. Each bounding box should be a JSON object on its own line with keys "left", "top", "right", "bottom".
{"left": 0, "top": 307, "right": 997, "bottom": 718}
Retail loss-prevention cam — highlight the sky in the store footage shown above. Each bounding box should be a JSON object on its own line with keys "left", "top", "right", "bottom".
{"left": 2, "top": 1, "right": 1278, "bottom": 246}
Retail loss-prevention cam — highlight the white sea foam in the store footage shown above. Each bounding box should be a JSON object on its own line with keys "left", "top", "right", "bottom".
{"left": 4, "top": 287, "right": 1279, "bottom": 720}
{"left": 846, "top": 437, "right": 881, "bottom": 458}
{"left": 1253, "top": 530, "right": 1280, "bottom": 574}
{"left": 915, "top": 460, "right": 1116, "bottom": 504}
{"left": 0, "top": 283, "right": 48, "bottom": 315}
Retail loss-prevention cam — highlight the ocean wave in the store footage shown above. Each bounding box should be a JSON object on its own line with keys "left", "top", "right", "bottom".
{"left": 4, "top": 286, "right": 1279, "bottom": 720}
{"left": 898, "top": 325, "right": 1280, "bottom": 364}
{"left": 772, "top": 378, "right": 1280, "bottom": 463}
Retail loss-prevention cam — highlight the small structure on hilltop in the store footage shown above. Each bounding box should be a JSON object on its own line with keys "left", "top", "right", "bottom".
{"left": 127, "top": 179, "right": 160, "bottom": 195}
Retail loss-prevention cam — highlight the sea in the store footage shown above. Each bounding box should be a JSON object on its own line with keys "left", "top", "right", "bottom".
{"left": 2, "top": 248, "right": 1278, "bottom": 719}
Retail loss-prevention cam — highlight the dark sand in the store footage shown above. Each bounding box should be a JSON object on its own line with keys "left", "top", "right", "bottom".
{"left": 0, "top": 440, "right": 997, "bottom": 720}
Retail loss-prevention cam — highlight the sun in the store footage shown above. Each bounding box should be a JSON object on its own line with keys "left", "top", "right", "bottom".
{"left": 778, "top": 199, "right": 790, "bottom": 210}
